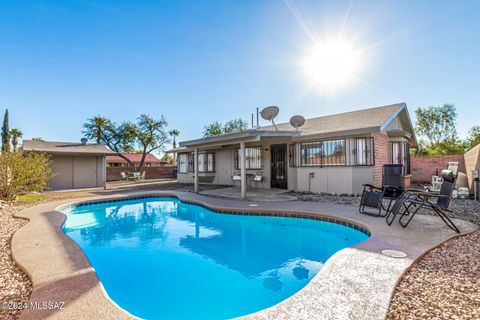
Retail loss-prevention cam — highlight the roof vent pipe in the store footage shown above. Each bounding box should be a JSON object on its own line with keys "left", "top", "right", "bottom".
{"left": 81, "top": 138, "right": 88, "bottom": 146}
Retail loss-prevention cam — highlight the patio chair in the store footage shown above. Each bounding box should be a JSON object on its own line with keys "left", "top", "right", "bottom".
{"left": 252, "top": 171, "right": 264, "bottom": 188}
{"left": 385, "top": 170, "right": 459, "bottom": 233}
{"left": 359, "top": 164, "right": 404, "bottom": 217}
{"left": 232, "top": 171, "right": 241, "bottom": 186}
{"left": 120, "top": 172, "right": 129, "bottom": 181}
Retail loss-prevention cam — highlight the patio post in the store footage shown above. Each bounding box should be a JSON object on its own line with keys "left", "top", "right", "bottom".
{"left": 240, "top": 142, "right": 246, "bottom": 199}
{"left": 194, "top": 147, "right": 199, "bottom": 193}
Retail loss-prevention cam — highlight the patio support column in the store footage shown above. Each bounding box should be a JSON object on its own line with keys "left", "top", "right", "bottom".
{"left": 103, "top": 155, "right": 107, "bottom": 190}
{"left": 194, "top": 147, "right": 199, "bottom": 193}
{"left": 240, "top": 142, "right": 246, "bottom": 199}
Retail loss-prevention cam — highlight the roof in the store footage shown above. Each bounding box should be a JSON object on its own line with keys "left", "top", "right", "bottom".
{"left": 179, "top": 130, "right": 297, "bottom": 147}
{"left": 23, "top": 140, "right": 116, "bottom": 155}
{"left": 258, "top": 103, "right": 406, "bottom": 136}
{"left": 106, "top": 153, "right": 163, "bottom": 163}
{"left": 178, "top": 103, "right": 411, "bottom": 148}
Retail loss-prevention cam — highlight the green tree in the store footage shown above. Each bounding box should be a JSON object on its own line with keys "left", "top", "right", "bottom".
{"left": 31, "top": 137, "right": 44, "bottom": 141}
{"left": 168, "top": 129, "right": 180, "bottom": 149}
{"left": 83, "top": 114, "right": 170, "bottom": 172}
{"left": 0, "top": 151, "right": 55, "bottom": 201}
{"left": 203, "top": 118, "right": 248, "bottom": 137}
{"left": 10, "top": 128, "right": 23, "bottom": 152}
{"left": 203, "top": 121, "right": 223, "bottom": 137}
{"left": 160, "top": 153, "right": 174, "bottom": 164}
{"left": 85, "top": 115, "right": 109, "bottom": 144}
{"left": 1, "top": 109, "right": 10, "bottom": 152}
{"left": 414, "top": 104, "right": 466, "bottom": 155}
{"left": 466, "top": 126, "right": 480, "bottom": 149}
{"left": 223, "top": 118, "right": 248, "bottom": 134}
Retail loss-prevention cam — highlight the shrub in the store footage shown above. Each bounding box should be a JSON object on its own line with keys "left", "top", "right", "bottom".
{"left": 0, "top": 151, "right": 55, "bottom": 201}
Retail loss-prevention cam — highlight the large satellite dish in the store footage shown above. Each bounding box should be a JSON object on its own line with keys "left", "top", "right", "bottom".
{"left": 289, "top": 115, "right": 305, "bottom": 134}
{"left": 260, "top": 106, "right": 279, "bottom": 130}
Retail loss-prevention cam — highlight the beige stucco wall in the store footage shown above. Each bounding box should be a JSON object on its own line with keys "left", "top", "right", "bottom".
{"left": 464, "top": 143, "right": 480, "bottom": 191}
{"left": 49, "top": 155, "right": 105, "bottom": 190}
{"left": 294, "top": 166, "right": 373, "bottom": 195}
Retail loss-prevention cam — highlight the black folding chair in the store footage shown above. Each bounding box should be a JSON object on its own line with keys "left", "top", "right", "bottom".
{"left": 385, "top": 170, "right": 459, "bottom": 233}
{"left": 359, "top": 164, "right": 404, "bottom": 217}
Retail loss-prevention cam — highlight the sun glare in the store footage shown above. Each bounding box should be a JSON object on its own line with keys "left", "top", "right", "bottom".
{"left": 302, "top": 39, "right": 362, "bottom": 91}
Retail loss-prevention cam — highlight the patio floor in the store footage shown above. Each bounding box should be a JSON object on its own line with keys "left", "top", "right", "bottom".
{"left": 199, "top": 186, "right": 298, "bottom": 201}
{"left": 11, "top": 190, "right": 477, "bottom": 320}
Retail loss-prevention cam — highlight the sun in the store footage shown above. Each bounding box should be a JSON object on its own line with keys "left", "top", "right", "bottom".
{"left": 302, "top": 39, "right": 362, "bottom": 91}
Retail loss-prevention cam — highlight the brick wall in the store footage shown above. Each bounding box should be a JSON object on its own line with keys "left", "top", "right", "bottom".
{"left": 373, "top": 132, "right": 389, "bottom": 186}
{"left": 410, "top": 155, "right": 465, "bottom": 183}
{"left": 107, "top": 166, "right": 175, "bottom": 182}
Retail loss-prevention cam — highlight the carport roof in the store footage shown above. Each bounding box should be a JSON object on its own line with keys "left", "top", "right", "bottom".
{"left": 23, "top": 140, "right": 116, "bottom": 155}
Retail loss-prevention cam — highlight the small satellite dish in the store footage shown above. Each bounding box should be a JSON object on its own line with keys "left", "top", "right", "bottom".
{"left": 260, "top": 106, "right": 280, "bottom": 130}
{"left": 289, "top": 115, "right": 305, "bottom": 134}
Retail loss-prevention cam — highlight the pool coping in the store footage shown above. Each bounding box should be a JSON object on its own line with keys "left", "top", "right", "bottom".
{"left": 11, "top": 191, "right": 478, "bottom": 320}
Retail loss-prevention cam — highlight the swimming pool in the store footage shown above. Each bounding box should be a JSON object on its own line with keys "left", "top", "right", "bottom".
{"left": 61, "top": 197, "right": 368, "bottom": 320}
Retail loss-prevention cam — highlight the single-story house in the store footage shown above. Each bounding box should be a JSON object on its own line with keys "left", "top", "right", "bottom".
{"left": 106, "top": 153, "right": 166, "bottom": 167}
{"left": 23, "top": 140, "right": 115, "bottom": 190}
{"left": 170, "top": 103, "right": 416, "bottom": 198}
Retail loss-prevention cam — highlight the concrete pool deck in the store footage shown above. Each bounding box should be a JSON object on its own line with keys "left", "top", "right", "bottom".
{"left": 12, "top": 191, "right": 477, "bottom": 320}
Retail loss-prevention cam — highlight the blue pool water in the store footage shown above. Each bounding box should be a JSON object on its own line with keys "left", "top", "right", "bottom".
{"left": 61, "top": 197, "right": 368, "bottom": 320}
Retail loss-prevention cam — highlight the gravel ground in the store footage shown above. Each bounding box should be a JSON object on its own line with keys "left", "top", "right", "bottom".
{"left": 0, "top": 205, "right": 32, "bottom": 320}
{"left": 386, "top": 230, "right": 480, "bottom": 319}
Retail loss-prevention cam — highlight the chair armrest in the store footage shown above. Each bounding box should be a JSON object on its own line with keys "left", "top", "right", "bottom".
{"left": 384, "top": 185, "right": 402, "bottom": 191}
{"left": 362, "top": 184, "right": 382, "bottom": 191}
{"left": 412, "top": 191, "right": 451, "bottom": 199}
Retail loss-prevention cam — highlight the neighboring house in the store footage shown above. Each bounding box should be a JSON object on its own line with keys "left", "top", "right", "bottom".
{"left": 23, "top": 140, "right": 115, "bottom": 190}
{"left": 106, "top": 153, "right": 165, "bottom": 168}
{"left": 170, "top": 103, "right": 416, "bottom": 198}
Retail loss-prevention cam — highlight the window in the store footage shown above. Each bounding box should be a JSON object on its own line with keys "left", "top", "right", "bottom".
{"left": 353, "top": 138, "right": 374, "bottom": 166}
{"left": 197, "top": 152, "right": 216, "bottom": 172}
{"left": 389, "top": 141, "right": 411, "bottom": 174}
{"left": 188, "top": 153, "right": 195, "bottom": 172}
{"left": 179, "top": 152, "right": 216, "bottom": 173}
{"left": 178, "top": 153, "right": 188, "bottom": 173}
{"left": 234, "top": 147, "right": 263, "bottom": 170}
{"left": 293, "top": 139, "right": 346, "bottom": 166}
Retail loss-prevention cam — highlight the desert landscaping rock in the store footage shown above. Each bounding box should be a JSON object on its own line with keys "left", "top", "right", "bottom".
{"left": 0, "top": 206, "right": 32, "bottom": 320}
{"left": 387, "top": 230, "right": 480, "bottom": 320}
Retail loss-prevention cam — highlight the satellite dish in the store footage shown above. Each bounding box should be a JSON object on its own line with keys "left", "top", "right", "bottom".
{"left": 289, "top": 115, "right": 305, "bottom": 134}
{"left": 260, "top": 106, "right": 279, "bottom": 130}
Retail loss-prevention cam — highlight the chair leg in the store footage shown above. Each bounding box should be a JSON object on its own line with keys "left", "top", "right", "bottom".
{"left": 399, "top": 204, "right": 421, "bottom": 228}
{"left": 434, "top": 207, "right": 460, "bottom": 233}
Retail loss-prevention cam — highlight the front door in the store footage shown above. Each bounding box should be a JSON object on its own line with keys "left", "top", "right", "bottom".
{"left": 270, "top": 144, "right": 287, "bottom": 189}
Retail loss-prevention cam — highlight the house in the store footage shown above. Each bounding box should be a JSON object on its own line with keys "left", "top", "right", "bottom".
{"left": 170, "top": 103, "right": 416, "bottom": 198}
{"left": 106, "top": 153, "right": 165, "bottom": 168}
{"left": 23, "top": 139, "right": 115, "bottom": 190}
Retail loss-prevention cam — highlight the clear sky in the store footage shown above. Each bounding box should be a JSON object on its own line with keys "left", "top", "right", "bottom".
{"left": 1, "top": 0, "right": 479, "bottom": 149}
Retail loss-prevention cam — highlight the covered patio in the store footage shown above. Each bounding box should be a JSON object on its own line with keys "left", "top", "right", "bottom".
{"left": 170, "top": 129, "right": 297, "bottom": 199}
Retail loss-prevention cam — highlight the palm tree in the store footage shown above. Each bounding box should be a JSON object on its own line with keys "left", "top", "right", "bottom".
{"left": 83, "top": 116, "right": 109, "bottom": 144}
{"left": 10, "top": 128, "right": 23, "bottom": 152}
{"left": 169, "top": 129, "right": 180, "bottom": 149}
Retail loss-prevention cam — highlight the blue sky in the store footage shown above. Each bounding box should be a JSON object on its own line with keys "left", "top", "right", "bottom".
{"left": 1, "top": 0, "right": 479, "bottom": 149}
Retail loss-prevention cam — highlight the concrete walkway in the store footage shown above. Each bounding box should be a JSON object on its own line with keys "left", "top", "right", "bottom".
{"left": 12, "top": 191, "right": 477, "bottom": 320}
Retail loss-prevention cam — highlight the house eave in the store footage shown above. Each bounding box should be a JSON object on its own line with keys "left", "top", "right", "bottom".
{"left": 179, "top": 129, "right": 296, "bottom": 147}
